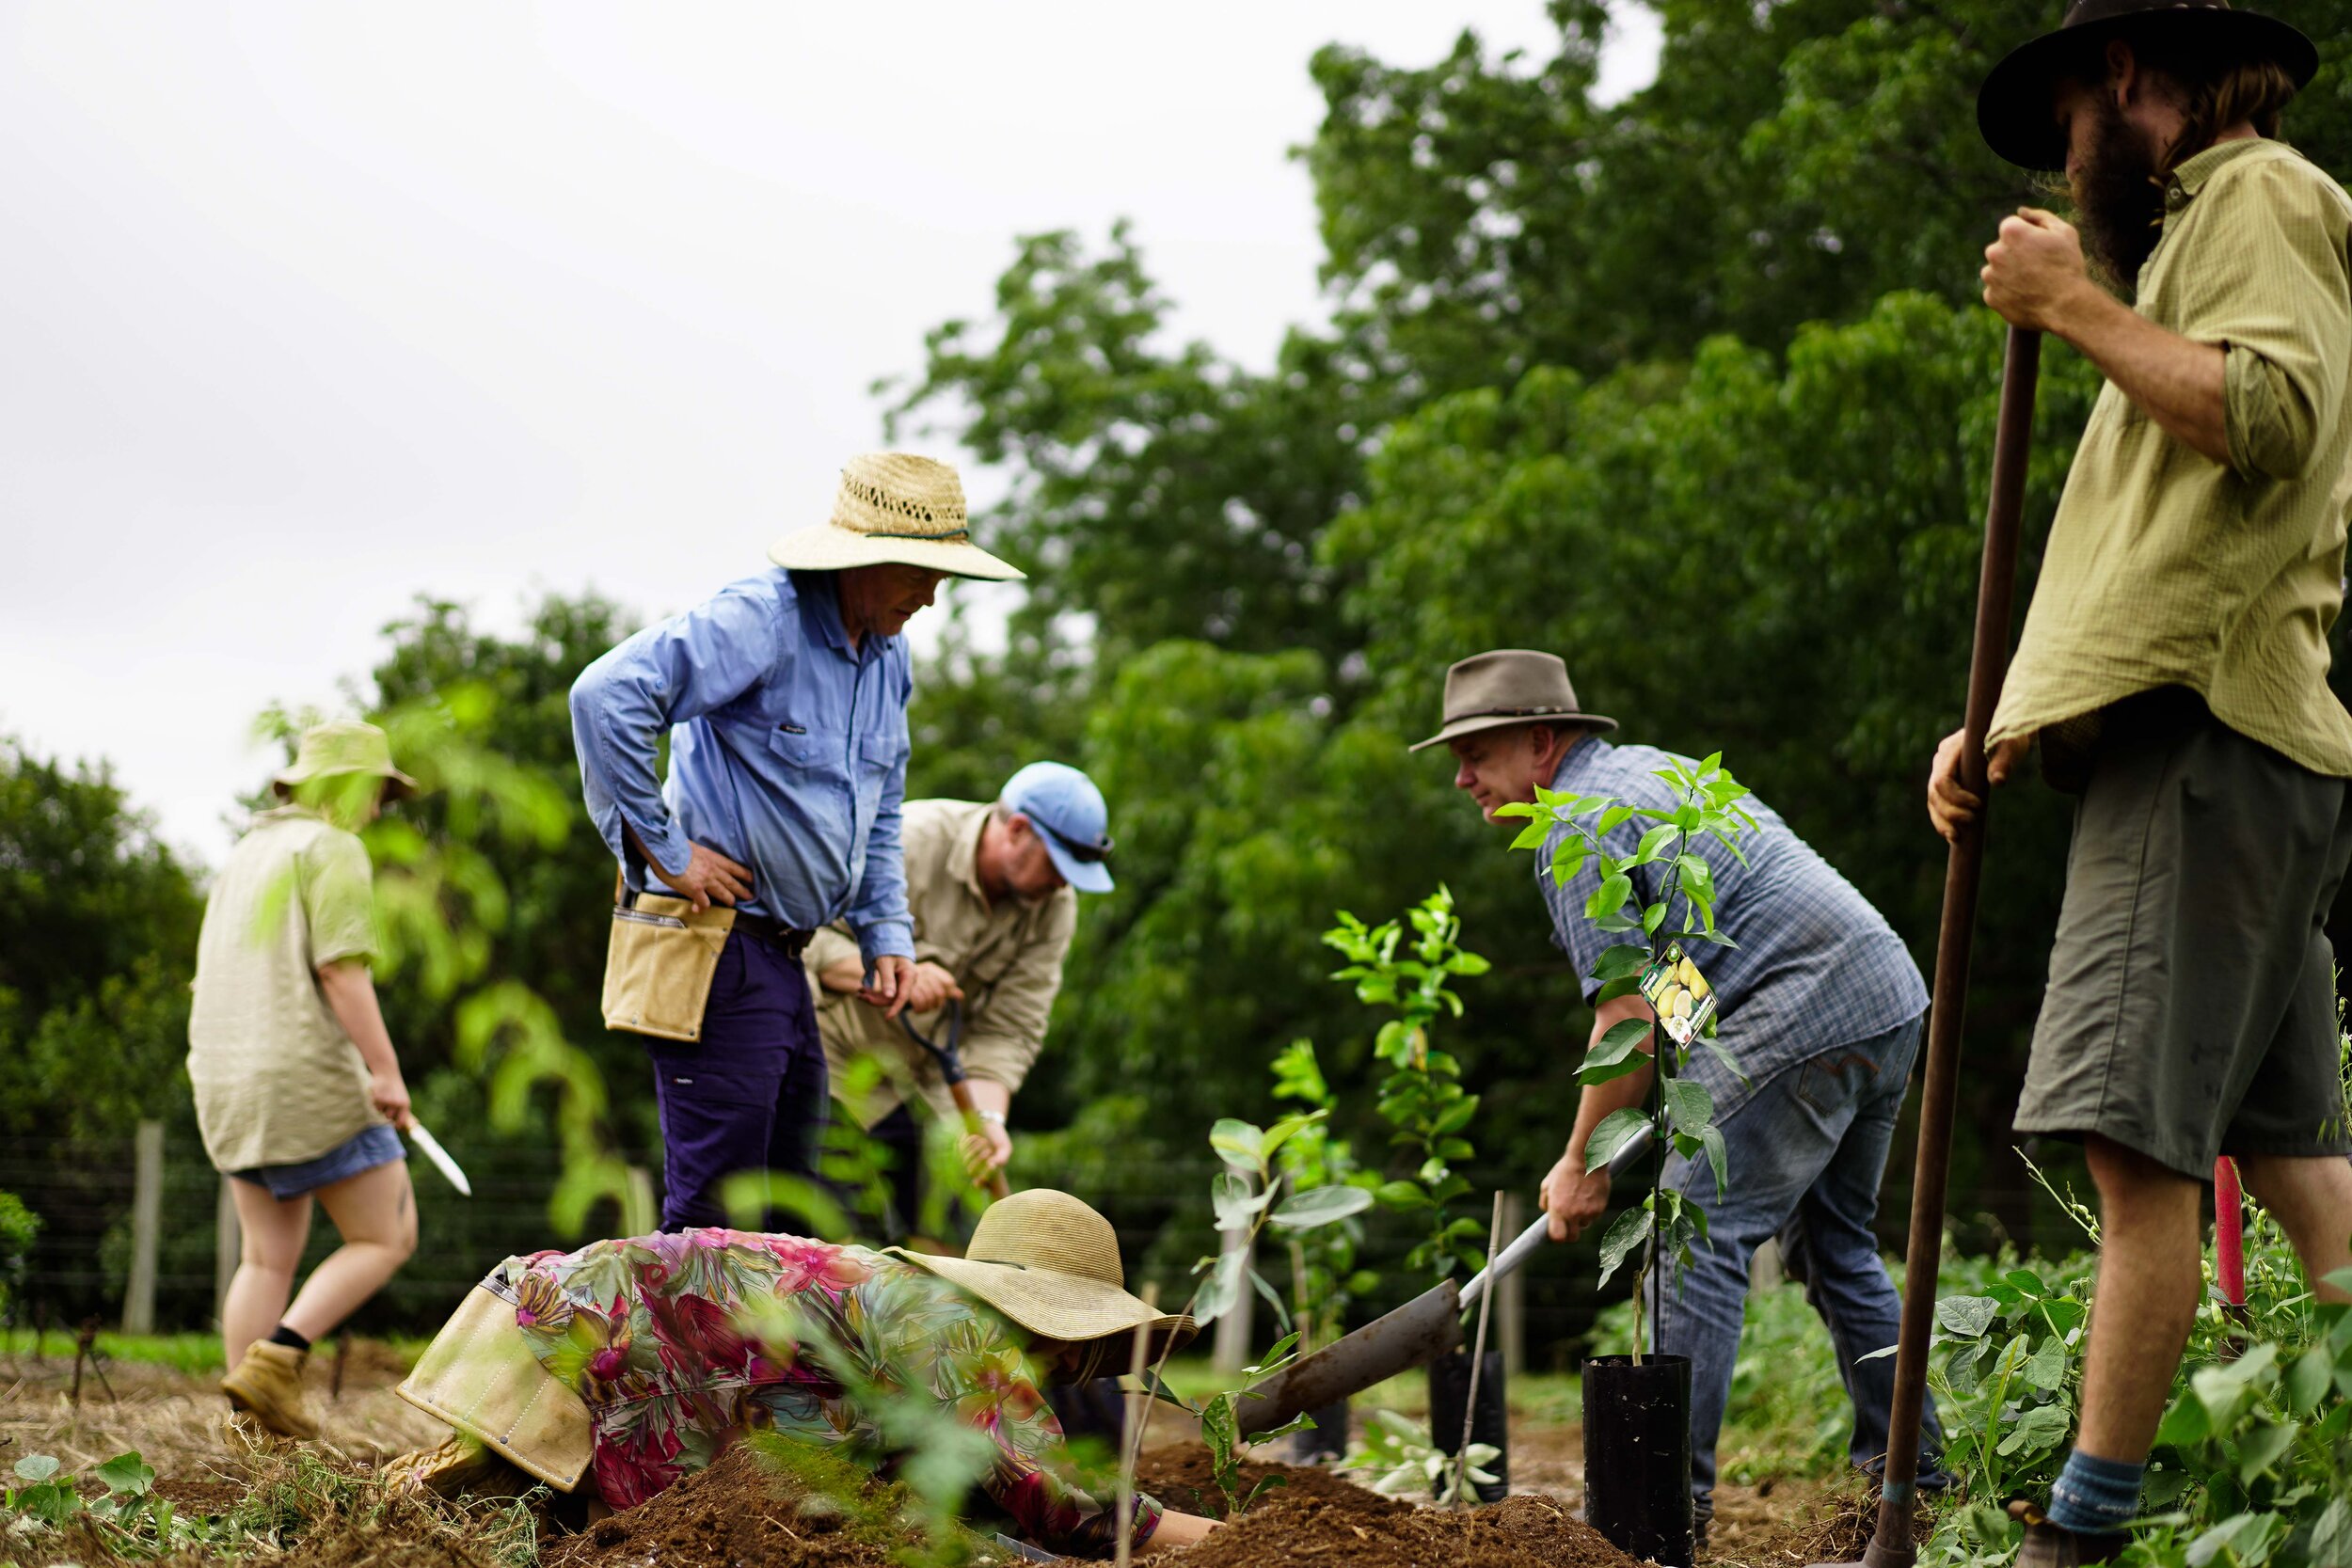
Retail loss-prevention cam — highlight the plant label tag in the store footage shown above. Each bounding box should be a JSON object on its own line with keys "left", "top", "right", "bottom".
{"left": 1639, "top": 942, "right": 1717, "bottom": 1046}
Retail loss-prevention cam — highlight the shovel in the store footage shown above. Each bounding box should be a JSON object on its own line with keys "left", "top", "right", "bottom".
{"left": 900, "top": 999, "right": 1011, "bottom": 1203}
{"left": 1237, "top": 1124, "right": 1657, "bottom": 1437}
{"left": 1821, "top": 325, "right": 2042, "bottom": 1568}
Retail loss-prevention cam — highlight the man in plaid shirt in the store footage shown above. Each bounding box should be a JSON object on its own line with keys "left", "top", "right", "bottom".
{"left": 1418, "top": 649, "right": 1941, "bottom": 1543}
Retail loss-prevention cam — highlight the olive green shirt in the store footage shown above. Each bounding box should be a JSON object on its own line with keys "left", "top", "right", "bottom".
{"left": 1991, "top": 138, "right": 2352, "bottom": 778}
{"left": 186, "top": 807, "right": 386, "bottom": 1172}
{"left": 804, "top": 799, "right": 1076, "bottom": 1131}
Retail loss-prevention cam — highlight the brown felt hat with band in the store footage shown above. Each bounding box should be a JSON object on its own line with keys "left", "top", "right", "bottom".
{"left": 1409, "top": 649, "right": 1616, "bottom": 752}
{"left": 1977, "top": 0, "right": 2316, "bottom": 171}
{"left": 889, "top": 1190, "right": 1194, "bottom": 1362}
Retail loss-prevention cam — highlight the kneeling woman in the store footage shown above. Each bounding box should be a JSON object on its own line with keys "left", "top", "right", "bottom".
{"left": 389, "top": 1190, "right": 1216, "bottom": 1559}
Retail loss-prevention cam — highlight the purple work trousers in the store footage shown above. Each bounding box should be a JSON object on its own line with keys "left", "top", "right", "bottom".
{"left": 646, "top": 928, "right": 828, "bottom": 1231}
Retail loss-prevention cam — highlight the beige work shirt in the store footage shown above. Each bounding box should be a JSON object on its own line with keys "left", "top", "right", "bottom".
{"left": 805, "top": 799, "right": 1076, "bottom": 1130}
{"left": 1991, "top": 138, "right": 2352, "bottom": 778}
{"left": 186, "top": 807, "right": 386, "bottom": 1172}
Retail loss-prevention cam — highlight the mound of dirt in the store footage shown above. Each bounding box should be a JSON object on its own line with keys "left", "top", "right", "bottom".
{"left": 537, "top": 1445, "right": 981, "bottom": 1568}
{"left": 1132, "top": 1447, "right": 1383, "bottom": 1520}
{"left": 1168, "top": 1490, "right": 1641, "bottom": 1568}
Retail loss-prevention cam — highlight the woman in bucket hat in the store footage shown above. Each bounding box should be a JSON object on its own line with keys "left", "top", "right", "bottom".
{"left": 386, "top": 1190, "right": 1218, "bottom": 1558}
{"left": 188, "top": 721, "right": 422, "bottom": 1439}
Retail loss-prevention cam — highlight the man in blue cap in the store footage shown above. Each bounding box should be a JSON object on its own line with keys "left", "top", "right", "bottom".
{"left": 806, "top": 761, "right": 1114, "bottom": 1238}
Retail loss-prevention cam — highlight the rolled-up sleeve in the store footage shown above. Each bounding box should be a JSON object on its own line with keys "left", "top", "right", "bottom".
{"left": 2186, "top": 161, "right": 2352, "bottom": 483}
{"left": 961, "top": 895, "right": 1075, "bottom": 1094}
{"left": 568, "top": 588, "right": 780, "bottom": 878}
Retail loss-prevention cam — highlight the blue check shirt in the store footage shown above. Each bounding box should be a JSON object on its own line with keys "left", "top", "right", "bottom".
{"left": 569, "top": 569, "right": 915, "bottom": 967}
{"left": 1537, "top": 739, "right": 1927, "bottom": 1111}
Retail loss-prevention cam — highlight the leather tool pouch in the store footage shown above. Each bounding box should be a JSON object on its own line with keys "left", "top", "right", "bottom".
{"left": 601, "top": 871, "right": 735, "bottom": 1042}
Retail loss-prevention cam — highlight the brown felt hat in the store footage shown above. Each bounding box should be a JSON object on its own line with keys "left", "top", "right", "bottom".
{"left": 888, "top": 1190, "right": 1194, "bottom": 1359}
{"left": 1409, "top": 650, "right": 1616, "bottom": 752}
{"left": 1977, "top": 0, "right": 2316, "bottom": 170}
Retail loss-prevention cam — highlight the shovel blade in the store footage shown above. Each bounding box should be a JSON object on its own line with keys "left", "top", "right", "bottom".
{"left": 1235, "top": 1281, "right": 1462, "bottom": 1438}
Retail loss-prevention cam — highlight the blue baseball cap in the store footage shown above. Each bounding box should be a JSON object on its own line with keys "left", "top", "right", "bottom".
{"left": 1001, "top": 762, "right": 1115, "bottom": 894}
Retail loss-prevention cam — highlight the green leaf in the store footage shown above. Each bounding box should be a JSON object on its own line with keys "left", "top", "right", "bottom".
{"left": 1632, "top": 824, "right": 1677, "bottom": 864}
{"left": 13, "top": 1454, "right": 61, "bottom": 1484}
{"left": 1375, "top": 1180, "right": 1433, "bottom": 1210}
{"left": 92, "top": 1452, "right": 154, "bottom": 1497}
{"left": 1661, "top": 1076, "right": 1713, "bottom": 1137}
{"left": 1269, "top": 1184, "right": 1374, "bottom": 1229}
{"left": 1590, "top": 944, "right": 1652, "bottom": 983}
{"left": 1210, "top": 1118, "right": 1265, "bottom": 1171}
{"left": 1934, "top": 1296, "right": 2000, "bottom": 1340}
{"left": 1585, "top": 873, "right": 1633, "bottom": 920}
{"left": 2021, "top": 1338, "right": 2067, "bottom": 1391}
{"left": 1212, "top": 1170, "right": 1274, "bottom": 1232}
{"left": 1700, "top": 1125, "right": 1728, "bottom": 1200}
{"left": 2234, "top": 1418, "right": 2296, "bottom": 1484}
{"left": 1597, "top": 804, "right": 1637, "bottom": 835}
{"left": 1584, "top": 1108, "right": 1653, "bottom": 1174}
{"left": 1432, "top": 1095, "right": 1480, "bottom": 1135}
{"left": 1491, "top": 801, "right": 1538, "bottom": 819}
{"left": 2287, "top": 1346, "right": 2334, "bottom": 1416}
{"left": 2154, "top": 1388, "right": 2210, "bottom": 1448}
{"left": 1595, "top": 1205, "right": 1653, "bottom": 1289}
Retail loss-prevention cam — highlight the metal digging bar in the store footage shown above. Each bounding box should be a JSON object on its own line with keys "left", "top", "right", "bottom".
{"left": 1823, "top": 325, "right": 2042, "bottom": 1568}
{"left": 900, "top": 998, "right": 1012, "bottom": 1203}
{"left": 1238, "top": 1126, "right": 1658, "bottom": 1438}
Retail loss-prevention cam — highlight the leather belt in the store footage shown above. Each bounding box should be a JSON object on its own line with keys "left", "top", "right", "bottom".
{"left": 733, "top": 912, "right": 813, "bottom": 958}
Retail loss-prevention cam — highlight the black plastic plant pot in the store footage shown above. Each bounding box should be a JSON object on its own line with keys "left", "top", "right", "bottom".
{"left": 1427, "top": 1347, "right": 1508, "bottom": 1502}
{"left": 1582, "top": 1354, "right": 1694, "bottom": 1567}
{"left": 1283, "top": 1397, "right": 1350, "bottom": 1463}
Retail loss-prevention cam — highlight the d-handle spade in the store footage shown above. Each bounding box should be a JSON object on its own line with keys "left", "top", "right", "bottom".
{"left": 1824, "top": 325, "right": 2042, "bottom": 1568}
{"left": 901, "top": 998, "right": 1012, "bottom": 1203}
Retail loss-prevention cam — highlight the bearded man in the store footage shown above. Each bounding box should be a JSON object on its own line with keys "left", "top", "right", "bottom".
{"left": 1931, "top": 6, "right": 2352, "bottom": 1560}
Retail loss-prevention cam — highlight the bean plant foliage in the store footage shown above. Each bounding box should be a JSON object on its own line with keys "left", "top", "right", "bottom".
{"left": 1495, "top": 752, "right": 1756, "bottom": 1352}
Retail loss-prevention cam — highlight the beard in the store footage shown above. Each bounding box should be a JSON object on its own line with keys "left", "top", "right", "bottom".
{"left": 2068, "top": 95, "right": 2167, "bottom": 289}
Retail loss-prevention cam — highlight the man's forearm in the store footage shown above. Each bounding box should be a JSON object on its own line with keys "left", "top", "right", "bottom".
{"left": 2053, "top": 281, "right": 2230, "bottom": 463}
{"left": 961, "top": 1078, "right": 1011, "bottom": 1120}
{"left": 318, "top": 960, "right": 400, "bottom": 1079}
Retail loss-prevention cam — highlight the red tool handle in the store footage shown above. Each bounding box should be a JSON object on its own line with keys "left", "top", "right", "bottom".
{"left": 2215, "top": 1156, "right": 2246, "bottom": 1308}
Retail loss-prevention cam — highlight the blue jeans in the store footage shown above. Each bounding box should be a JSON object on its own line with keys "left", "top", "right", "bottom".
{"left": 1655, "top": 1014, "right": 1950, "bottom": 1522}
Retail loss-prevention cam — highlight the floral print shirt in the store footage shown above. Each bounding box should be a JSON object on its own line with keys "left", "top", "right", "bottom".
{"left": 487, "top": 1227, "right": 1159, "bottom": 1558}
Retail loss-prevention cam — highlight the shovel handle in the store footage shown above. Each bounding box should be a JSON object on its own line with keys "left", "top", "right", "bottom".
{"left": 948, "top": 1079, "right": 1012, "bottom": 1202}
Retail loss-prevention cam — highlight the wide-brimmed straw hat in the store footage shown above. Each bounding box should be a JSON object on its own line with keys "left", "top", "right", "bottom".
{"left": 273, "top": 721, "right": 418, "bottom": 800}
{"left": 1409, "top": 649, "right": 1616, "bottom": 752}
{"left": 769, "top": 452, "right": 1025, "bottom": 582}
{"left": 1977, "top": 0, "right": 2316, "bottom": 170}
{"left": 890, "top": 1190, "right": 1194, "bottom": 1357}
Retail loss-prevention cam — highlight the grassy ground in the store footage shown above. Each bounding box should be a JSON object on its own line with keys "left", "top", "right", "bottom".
{"left": 0, "top": 1328, "right": 433, "bottom": 1374}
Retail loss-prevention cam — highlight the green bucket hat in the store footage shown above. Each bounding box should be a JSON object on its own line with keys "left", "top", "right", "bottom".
{"left": 272, "top": 721, "right": 418, "bottom": 801}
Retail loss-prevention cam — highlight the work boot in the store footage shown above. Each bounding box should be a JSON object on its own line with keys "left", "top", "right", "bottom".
{"left": 221, "top": 1340, "right": 320, "bottom": 1439}
{"left": 382, "top": 1435, "right": 533, "bottom": 1499}
{"left": 2009, "top": 1500, "right": 2123, "bottom": 1567}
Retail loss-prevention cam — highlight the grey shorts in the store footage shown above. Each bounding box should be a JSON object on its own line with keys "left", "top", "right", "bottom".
{"left": 2015, "top": 689, "right": 2352, "bottom": 1179}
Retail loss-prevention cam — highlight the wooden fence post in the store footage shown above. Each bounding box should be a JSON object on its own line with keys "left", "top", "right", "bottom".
{"left": 121, "top": 1121, "right": 164, "bottom": 1335}
{"left": 1211, "top": 1227, "right": 1251, "bottom": 1376}
{"left": 1498, "top": 1191, "right": 1526, "bottom": 1378}
{"left": 215, "top": 1176, "right": 243, "bottom": 1329}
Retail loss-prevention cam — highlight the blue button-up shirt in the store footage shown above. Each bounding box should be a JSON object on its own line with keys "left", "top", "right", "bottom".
{"left": 569, "top": 569, "right": 915, "bottom": 966}
{"left": 1537, "top": 739, "right": 1927, "bottom": 1112}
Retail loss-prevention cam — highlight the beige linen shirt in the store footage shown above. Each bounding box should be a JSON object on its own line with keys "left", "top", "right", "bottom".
{"left": 186, "top": 807, "right": 385, "bottom": 1171}
{"left": 1990, "top": 138, "right": 2352, "bottom": 778}
{"left": 805, "top": 799, "right": 1076, "bottom": 1131}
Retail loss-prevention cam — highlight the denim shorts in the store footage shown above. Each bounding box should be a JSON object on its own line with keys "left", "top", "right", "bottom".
{"left": 230, "top": 1124, "right": 405, "bottom": 1200}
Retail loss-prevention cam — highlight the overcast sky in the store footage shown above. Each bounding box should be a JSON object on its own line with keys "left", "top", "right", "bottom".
{"left": 1, "top": 3, "right": 1661, "bottom": 867}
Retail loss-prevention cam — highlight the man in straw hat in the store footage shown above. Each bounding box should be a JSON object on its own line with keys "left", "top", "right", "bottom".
{"left": 808, "top": 760, "right": 1118, "bottom": 1240}
{"left": 1931, "top": 4, "right": 2352, "bottom": 1557}
{"left": 188, "top": 721, "right": 421, "bottom": 1437}
{"left": 1421, "top": 651, "right": 1941, "bottom": 1544}
{"left": 571, "top": 454, "right": 1021, "bottom": 1233}
{"left": 384, "top": 1189, "right": 1219, "bottom": 1556}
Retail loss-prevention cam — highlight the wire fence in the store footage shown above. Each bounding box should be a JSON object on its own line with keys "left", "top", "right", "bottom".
{"left": 4, "top": 1119, "right": 2065, "bottom": 1373}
